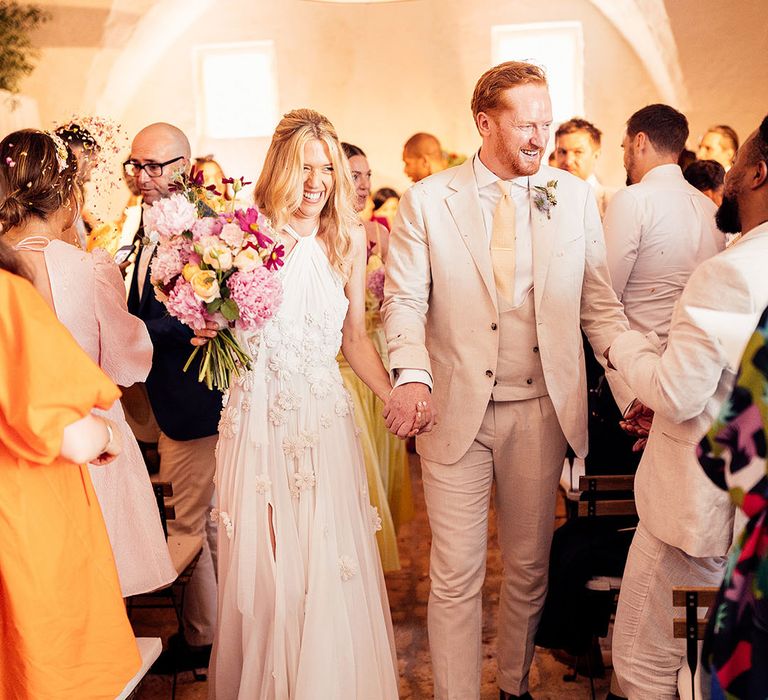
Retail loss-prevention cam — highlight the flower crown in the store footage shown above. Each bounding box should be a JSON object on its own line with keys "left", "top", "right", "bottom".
{"left": 44, "top": 130, "right": 70, "bottom": 173}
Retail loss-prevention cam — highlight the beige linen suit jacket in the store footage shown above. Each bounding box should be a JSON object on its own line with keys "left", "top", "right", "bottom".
{"left": 609, "top": 223, "right": 768, "bottom": 557}
{"left": 382, "top": 159, "right": 628, "bottom": 465}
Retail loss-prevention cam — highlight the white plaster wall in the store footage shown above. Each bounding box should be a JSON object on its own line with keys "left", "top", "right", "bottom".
{"left": 12, "top": 0, "right": 768, "bottom": 218}
{"left": 109, "top": 0, "right": 657, "bottom": 196}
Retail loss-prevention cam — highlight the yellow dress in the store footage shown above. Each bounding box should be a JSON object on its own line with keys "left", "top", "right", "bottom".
{"left": 338, "top": 251, "right": 414, "bottom": 571}
{"left": 364, "top": 254, "right": 413, "bottom": 531}
{"left": 0, "top": 270, "right": 140, "bottom": 699}
{"left": 337, "top": 329, "right": 400, "bottom": 572}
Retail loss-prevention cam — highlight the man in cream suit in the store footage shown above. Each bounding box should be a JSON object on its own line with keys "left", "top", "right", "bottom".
{"left": 607, "top": 114, "right": 768, "bottom": 698}
{"left": 382, "top": 62, "right": 628, "bottom": 700}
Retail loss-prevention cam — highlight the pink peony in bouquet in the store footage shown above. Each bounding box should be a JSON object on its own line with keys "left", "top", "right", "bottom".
{"left": 146, "top": 170, "right": 284, "bottom": 391}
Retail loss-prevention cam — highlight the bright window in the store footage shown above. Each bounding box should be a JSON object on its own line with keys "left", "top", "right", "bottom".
{"left": 195, "top": 41, "right": 279, "bottom": 139}
{"left": 491, "top": 21, "right": 584, "bottom": 125}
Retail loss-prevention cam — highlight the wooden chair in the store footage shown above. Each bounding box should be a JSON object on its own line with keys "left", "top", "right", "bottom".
{"left": 565, "top": 474, "right": 637, "bottom": 699}
{"left": 577, "top": 474, "right": 637, "bottom": 519}
{"left": 672, "top": 586, "right": 719, "bottom": 700}
{"left": 577, "top": 474, "right": 637, "bottom": 634}
{"left": 127, "top": 481, "right": 205, "bottom": 698}
{"left": 115, "top": 637, "right": 162, "bottom": 700}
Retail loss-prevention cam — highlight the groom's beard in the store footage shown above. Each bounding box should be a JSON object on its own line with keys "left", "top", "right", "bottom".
{"left": 716, "top": 193, "right": 742, "bottom": 233}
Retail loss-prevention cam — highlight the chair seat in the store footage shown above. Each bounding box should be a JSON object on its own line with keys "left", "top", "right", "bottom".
{"left": 585, "top": 575, "right": 623, "bottom": 592}
{"left": 115, "top": 636, "right": 162, "bottom": 699}
{"left": 168, "top": 534, "right": 204, "bottom": 576}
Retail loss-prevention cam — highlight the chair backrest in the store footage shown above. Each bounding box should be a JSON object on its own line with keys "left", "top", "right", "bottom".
{"left": 672, "top": 586, "right": 719, "bottom": 700}
{"left": 577, "top": 475, "right": 637, "bottom": 518}
{"left": 151, "top": 481, "right": 174, "bottom": 539}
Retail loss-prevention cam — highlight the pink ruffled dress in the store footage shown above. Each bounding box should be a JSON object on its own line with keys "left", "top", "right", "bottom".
{"left": 14, "top": 237, "right": 176, "bottom": 597}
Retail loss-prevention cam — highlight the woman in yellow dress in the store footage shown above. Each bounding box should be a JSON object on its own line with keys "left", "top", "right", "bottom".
{"left": 341, "top": 143, "right": 413, "bottom": 544}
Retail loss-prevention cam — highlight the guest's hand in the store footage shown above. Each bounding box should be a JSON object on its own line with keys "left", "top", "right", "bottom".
{"left": 191, "top": 320, "right": 219, "bottom": 347}
{"left": 620, "top": 399, "right": 653, "bottom": 439}
{"left": 91, "top": 419, "right": 123, "bottom": 466}
{"left": 603, "top": 346, "right": 615, "bottom": 370}
{"left": 384, "top": 382, "right": 436, "bottom": 439}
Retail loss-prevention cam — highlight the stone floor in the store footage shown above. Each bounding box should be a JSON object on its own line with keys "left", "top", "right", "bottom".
{"left": 132, "top": 456, "right": 610, "bottom": 699}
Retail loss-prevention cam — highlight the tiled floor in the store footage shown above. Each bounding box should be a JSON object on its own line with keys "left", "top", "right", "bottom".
{"left": 133, "top": 456, "right": 609, "bottom": 699}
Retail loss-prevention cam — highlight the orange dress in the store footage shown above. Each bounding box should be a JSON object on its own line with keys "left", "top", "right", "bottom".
{"left": 0, "top": 270, "right": 140, "bottom": 699}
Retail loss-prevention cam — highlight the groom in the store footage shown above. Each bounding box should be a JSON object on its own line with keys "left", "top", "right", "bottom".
{"left": 382, "top": 62, "right": 628, "bottom": 699}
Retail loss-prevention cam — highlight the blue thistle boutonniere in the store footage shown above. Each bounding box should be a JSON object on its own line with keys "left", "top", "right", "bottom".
{"left": 533, "top": 180, "right": 558, "bottom": 219}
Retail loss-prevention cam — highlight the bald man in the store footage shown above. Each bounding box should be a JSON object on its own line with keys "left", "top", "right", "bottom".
{"left": 403, "top": 132, "right": 448, "bottom": 183}
{"left": 125, "top": 123, "right": 221, "bottom": 672}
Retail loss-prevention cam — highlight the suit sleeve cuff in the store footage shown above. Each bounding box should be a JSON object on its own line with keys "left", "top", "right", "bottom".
{"left": 393, "top": 368, "right": 433, "bottom": 391}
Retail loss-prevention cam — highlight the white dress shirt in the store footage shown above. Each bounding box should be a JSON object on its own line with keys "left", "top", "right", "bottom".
{"left": 603, "top": 163, "right": 725, "bottom": 346}
{"left": 395, "top": 153, "right": 535, "bottom": 389}
{"left": 136, "top": 241, "right": 156, "bottom": 301}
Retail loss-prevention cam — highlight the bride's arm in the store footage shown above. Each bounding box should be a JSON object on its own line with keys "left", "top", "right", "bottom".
{"left": 340, "top": 224, "right": 394, "bottom": 405}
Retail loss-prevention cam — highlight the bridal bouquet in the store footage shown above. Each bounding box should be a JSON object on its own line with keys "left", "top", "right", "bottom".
{"left": 146, "top": 171, "right": 284, "bottom": 391}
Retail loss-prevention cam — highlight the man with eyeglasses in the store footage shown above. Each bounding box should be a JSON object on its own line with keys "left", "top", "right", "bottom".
{"left": 125, "top": 122, "right": 221, "bottom": 675}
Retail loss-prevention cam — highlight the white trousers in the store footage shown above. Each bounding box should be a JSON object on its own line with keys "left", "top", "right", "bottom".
{"left": 612, "top": 522, "right": 726, "bottom": 699}
{"left": 158, "top": 432, "right": 218, "bottom": 646}
{"left": 421, "top": 397, "right": 567, "bottom": 699}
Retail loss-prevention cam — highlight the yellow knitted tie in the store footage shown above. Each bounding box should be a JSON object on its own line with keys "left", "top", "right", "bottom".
{"left": 491, "top": 180, "right": 516, "bottom": 302}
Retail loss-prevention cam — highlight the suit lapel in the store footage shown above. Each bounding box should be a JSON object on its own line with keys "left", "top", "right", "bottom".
{"left": 446, "top": 160, "right": 497, "bottom": 310}
{"left": 529, "top": 168, "right": 559, "bottom": 313}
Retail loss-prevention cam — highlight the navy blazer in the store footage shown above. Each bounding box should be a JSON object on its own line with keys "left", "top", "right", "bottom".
{"left": 127, "top": 239, "right": 223, "bottom": 441}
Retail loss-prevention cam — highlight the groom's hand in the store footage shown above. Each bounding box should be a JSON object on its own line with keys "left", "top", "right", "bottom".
{"left": 384, "top": 382, "right": 436, "bottom": 438}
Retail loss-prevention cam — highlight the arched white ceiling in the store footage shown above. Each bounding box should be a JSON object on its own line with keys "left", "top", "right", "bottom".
{"left": 588, "top": 0, "right": 689, "bottom": 109}
{"left": 84, "top": 0, "right": 214, "bottom": 118}
{"left": 84, "top": 0, "right": 688, "bottom": 122}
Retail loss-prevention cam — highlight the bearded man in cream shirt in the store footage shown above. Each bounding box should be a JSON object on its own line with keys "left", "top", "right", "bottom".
{"left": 382, "top": 61, "right": 629, "bottom": 700}
{"left": 606, "top": 115, "right": 768, "bottom": 700}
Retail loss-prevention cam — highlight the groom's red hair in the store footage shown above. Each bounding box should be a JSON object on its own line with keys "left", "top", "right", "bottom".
{"left": 471, "top": 61, "right": 547, "bottom": 119}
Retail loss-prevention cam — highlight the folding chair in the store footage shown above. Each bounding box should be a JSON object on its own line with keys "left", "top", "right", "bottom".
{"left": 115, "top": 637, "right": 162, "bottom": 700}
{"left": 127, "top": 482, "right": 205, "bottom": 698}
{"left": 672, "top": 586, "right": 719, "bottom": 700}
{"left": 570, "top": 474, "right": 637, "bottom": 700}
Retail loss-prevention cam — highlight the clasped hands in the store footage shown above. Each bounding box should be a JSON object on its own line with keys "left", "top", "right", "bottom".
{"left": 383, "top": 382, "right": 437, "bottom": 439}
{"left": 620, "top": 399, "right": 654, "bottom": 452}
{"left": 605, "top": 346, "right": 653, "bottom": 452}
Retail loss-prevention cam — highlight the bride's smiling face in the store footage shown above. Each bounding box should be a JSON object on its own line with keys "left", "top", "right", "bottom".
{"left": 296, "top": 139, "right": 334, "bottom": 221}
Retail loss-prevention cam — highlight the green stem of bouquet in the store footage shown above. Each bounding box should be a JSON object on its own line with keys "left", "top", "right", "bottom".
{"left": 182, "top": 328, "right": 253, "bottom": 392}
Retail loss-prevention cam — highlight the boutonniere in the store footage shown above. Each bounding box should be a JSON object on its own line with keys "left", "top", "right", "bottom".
{"left": 533, "top": 180, "right": 558, "bottom": 219}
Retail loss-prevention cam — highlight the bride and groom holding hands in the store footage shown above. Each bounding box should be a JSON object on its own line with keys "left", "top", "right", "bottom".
{"left": 185, "top": 59, "right": 630, "bottom": 698}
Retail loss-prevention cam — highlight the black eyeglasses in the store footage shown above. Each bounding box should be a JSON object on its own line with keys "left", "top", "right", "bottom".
{"left": 123, "top": 156, "right": 185, "bottom": 178}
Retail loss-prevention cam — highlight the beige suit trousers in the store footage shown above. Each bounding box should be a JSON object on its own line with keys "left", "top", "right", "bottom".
{"left": 421, "top": 396, "right": 567, "bottom": 699}
{"left": 158, "top": 432, "right": 218, "bottom": 647}
{"left": 612, "top": 522, "right": 726, "bottom": 699}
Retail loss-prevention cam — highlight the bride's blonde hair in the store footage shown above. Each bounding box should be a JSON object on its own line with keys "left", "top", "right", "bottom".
{"left": 254, "top": 109, "right": 358, "bottom": 274}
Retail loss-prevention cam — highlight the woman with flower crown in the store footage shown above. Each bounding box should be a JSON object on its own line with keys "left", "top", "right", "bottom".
{"left": 0, "top": 129, "right": 176, "bottom": 598}
{"left": 195, "top": 110, "right": 414, "bottom": 699}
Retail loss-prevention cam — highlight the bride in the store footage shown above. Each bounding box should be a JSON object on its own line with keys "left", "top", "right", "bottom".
{"left": 197, "top": 109, "right": 424, "bottom": 699}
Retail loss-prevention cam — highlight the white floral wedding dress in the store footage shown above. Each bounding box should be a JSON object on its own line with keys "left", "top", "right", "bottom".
{"left": 209, "top": 225, "right": 399, "bottom": 700}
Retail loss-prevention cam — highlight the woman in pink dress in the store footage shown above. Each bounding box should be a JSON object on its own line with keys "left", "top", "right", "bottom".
{"left": 0, "top": 128, "right": 175, "bottom": 597}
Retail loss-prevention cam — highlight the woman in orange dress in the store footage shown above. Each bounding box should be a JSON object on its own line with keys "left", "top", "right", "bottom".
{"left": 0, "top": 242, "right": 140, "bottom": 699}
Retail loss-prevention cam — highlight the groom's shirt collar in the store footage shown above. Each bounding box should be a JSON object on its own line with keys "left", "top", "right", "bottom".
{"left": 473, "top": 151, "right": 530, "bottom": 190}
